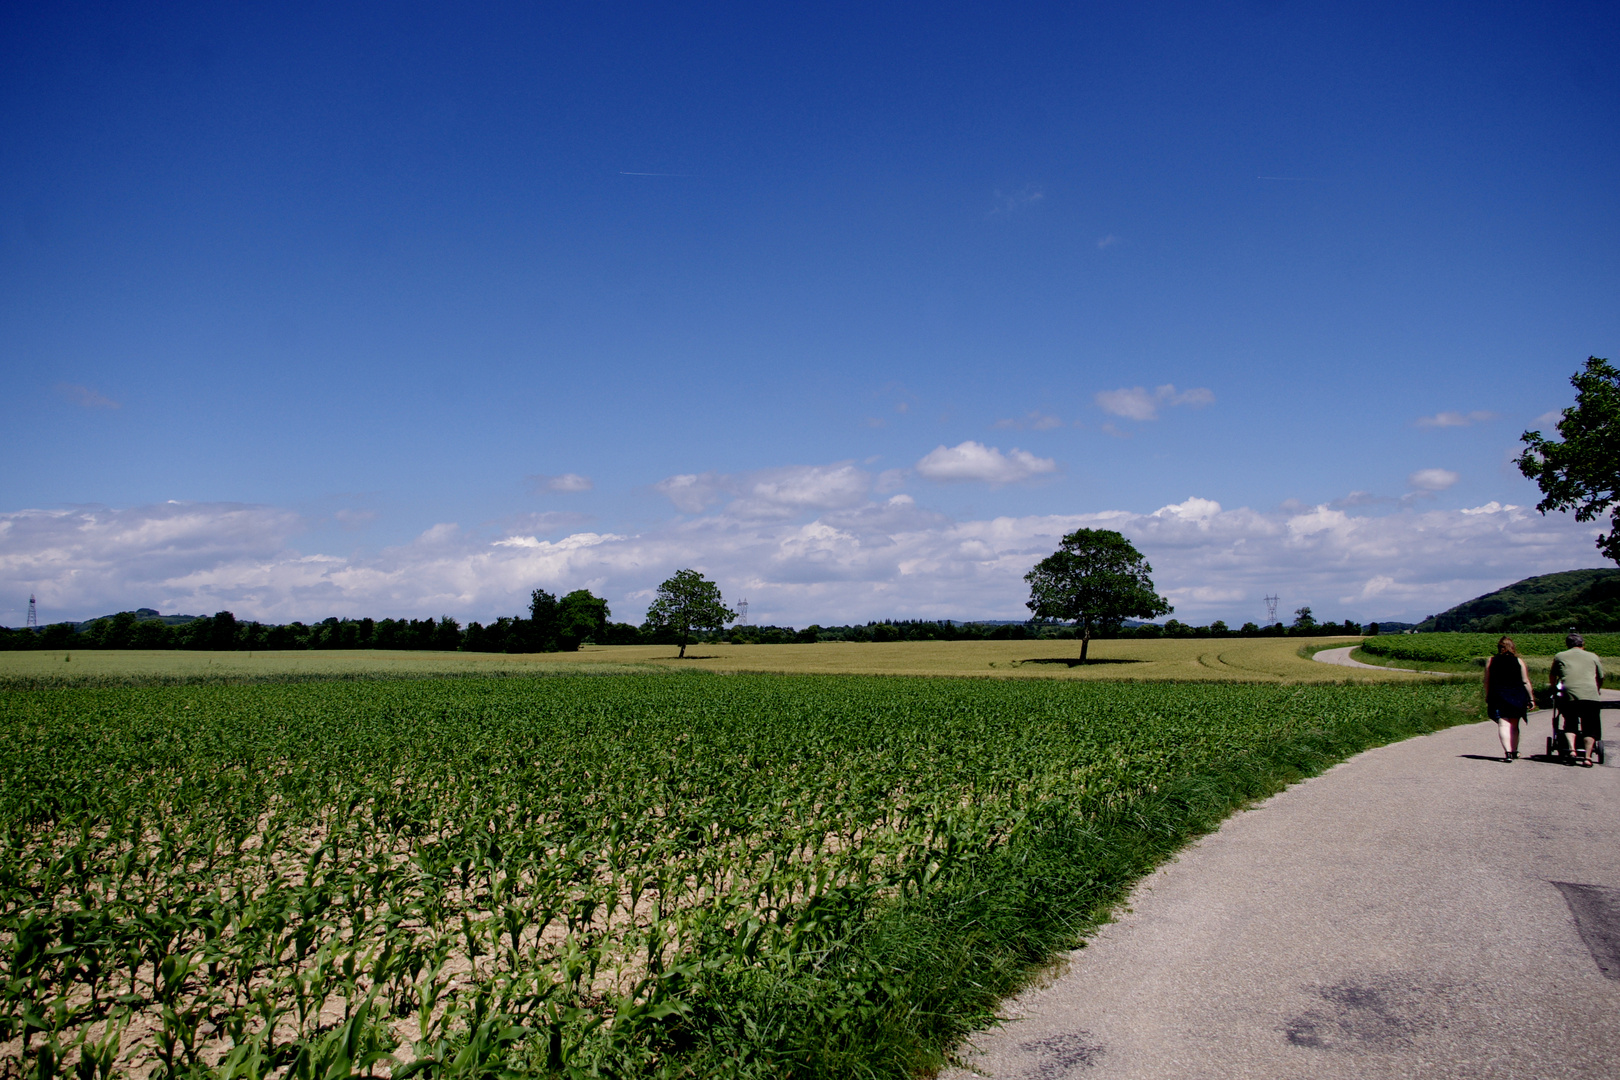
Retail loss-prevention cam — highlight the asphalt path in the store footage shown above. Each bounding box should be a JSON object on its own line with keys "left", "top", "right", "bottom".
{"left": 1311, "top": 645, "right": 1435, "bottom": 672}
{"left": 942, "top": 697, "right": 1620, "bottom": 1080}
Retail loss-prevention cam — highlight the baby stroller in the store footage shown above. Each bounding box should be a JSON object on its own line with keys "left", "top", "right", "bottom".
{"left": 1547, "top": 680, "right": 1607, "bottom": 765}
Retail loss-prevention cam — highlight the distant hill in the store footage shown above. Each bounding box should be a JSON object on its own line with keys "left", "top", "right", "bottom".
{"left": 71, "top": 608, "right": 201, "bottom": 630}
{"left": 1414, "top": 569, "right": 1620, "bottom": 633}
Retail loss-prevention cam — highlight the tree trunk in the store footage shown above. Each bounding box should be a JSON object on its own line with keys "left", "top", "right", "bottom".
{"left": 1080, "top": 623, "right": 1091, "bottom": 663}
{"left": 678, "top": 626, "right": 689, "bottom": 658}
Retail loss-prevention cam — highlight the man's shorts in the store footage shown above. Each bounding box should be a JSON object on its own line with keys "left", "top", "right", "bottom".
{"left": 1562, "top": 699, "right": 1603, "bottom": 740}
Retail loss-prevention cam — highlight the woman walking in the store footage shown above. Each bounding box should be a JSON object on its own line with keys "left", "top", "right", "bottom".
{"left": 1484, "top": 637, "right": 1536, "bottom": 761}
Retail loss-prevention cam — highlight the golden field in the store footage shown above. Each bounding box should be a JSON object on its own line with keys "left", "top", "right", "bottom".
{"left": 0, "top": 636, "right": 1442, "bottom": 683}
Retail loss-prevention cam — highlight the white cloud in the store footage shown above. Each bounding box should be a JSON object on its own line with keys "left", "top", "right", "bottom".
{"left": 1097, "top": 235, "right": 1120, "bottom": 249}
{"left": 1408, "top": 468, "right": 1460, "bottom": 491}
{"left": 332, "top": 508, "right": 379, "bottom": 529}
{"left": 1533, "top": 410, "right": 1562, "bottom": 428}
{"left": 3, "top": 483, "right": 1609, "bottom": 630}
{"left": 654, "top": 473, "right": 725, "bottom": 514}
{"left": 656, "top": 463, "right": 874, "bottom": 518}
{"left": 1094, "top": 384, "right": 1215, "bottom": 421}
{"left": 1151, "top": 497, "right": 1222, "bottom": 524}
{"left": 990, "top": 184, "right": 1044, "bottom": 216}
{"left": 914, "top": 441, "right": 1057, "bottom": 484}
{"left": 530, "top": 473, "right": 593, "bottom": 493}
{"left": 993, "top": 411, "right": 1063, "bottom": 430}
{"left": 56, "top": 383, "right": 121, "bottom": 409}
{"left": 1330, "top": 490, "right": 1394, "bottom": 509}
{"left": 1415, "top": 410, "right": 1497, "bottom": 428}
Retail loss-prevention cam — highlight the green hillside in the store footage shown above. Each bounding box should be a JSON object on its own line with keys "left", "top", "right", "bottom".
{"left": 1414, "top": 568, "right": 1620, "bottom": 633}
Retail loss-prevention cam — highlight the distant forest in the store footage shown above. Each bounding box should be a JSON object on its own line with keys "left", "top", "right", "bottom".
{"left": 1412, "top": 568, "right": 1620, "bottom": 633}
{"left": 0, "top": 596, "right": 1372, "bottom": 651}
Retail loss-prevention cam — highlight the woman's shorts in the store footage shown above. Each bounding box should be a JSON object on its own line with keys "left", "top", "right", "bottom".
{"left": 1489, "top": 703, "right": 1528, "bottom": 722}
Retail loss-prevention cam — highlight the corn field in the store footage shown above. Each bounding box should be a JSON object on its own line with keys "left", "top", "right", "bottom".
{"left": 0, "top": 672, "right": 1476, "bottom": 1079}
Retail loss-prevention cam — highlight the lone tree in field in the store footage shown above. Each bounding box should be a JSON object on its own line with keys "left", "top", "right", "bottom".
{"left": 646, "top": 569, "right": 736, "bottom": 658}
{"left": 1025, "top": 528, "right": 1172, "bottom": 662}
{"left": 1517, "top": 356, "right": 1620, "bottom": 565}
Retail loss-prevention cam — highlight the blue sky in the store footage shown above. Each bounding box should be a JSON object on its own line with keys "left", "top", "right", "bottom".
{"left": 3, "top": 1, "right": 1617, "bottom": 628}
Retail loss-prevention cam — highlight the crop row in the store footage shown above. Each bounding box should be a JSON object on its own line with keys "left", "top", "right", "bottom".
{"left": 0, "top": 673, "right": 1475, "bottom": 1078}
{"left": 1359, "top": 632, "right": 1620, "bottom": 665}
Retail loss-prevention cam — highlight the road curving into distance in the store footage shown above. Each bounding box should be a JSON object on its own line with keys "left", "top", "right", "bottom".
{"left": 1311, "top": 644, "right": 1437, "bottom": 673}
{"left": 942, "top": 695, "right": 1620, "bottom": 1080}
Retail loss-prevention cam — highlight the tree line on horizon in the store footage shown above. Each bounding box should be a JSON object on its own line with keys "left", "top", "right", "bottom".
{"left": 0, "top": 601, "right": 1371, "bottom": 652}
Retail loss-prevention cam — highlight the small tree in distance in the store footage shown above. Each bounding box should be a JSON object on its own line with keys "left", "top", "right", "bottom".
{"left": 645, "top": 569, "right": 737, "bottom": 658}
{"left": 1025, "top": 528, "right": 1172, "bottom": 663}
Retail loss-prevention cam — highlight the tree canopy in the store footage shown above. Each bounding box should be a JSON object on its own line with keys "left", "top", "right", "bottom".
{"left": 1518, "top": 356, "right": 1620, "bottom": 565}
{"left": 1025, "top": 528, "right": 1172, "bottom": 661}
{"left": 529, "top": 588, "right": 613, "bottom": 651}
{"left": 645, "top": 569, "right": 736, "bottom": 658}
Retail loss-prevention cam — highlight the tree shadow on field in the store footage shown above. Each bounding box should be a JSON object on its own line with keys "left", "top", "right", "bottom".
{"left": 1015, "top": 657, "right": 1146, "bottom": 669}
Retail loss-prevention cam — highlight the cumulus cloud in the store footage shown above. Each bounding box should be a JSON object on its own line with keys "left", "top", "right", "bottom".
{"left": 1, "top": 489, "right": 1608, "bottom": 629}
{"left": 56, "top": 383, "right": 120, "bottom": 409}
{"left": 1330, "top": 490, "right": 1394, "bottom": 509}
{"left": 993, "top": 411, "right": 1063, "bottom": 430}
{"left": 497, "top": 511, "right": 593, "bottom": 534}
{"left": 1408, "top": 468, "right": 1460, "bottom": 491}
{"left": 1094, "top": 384, "right": 1214, "bottom": 421}
{"left": 656, "top": 463, "right": 873, "bottom": 518}
{"left": 914, "top": 441, "right": 1057, "bottom": 484}
{"left": 1415, "top": 410, "right": 1497, "bottom": 428}
{"left": 529, "top": 473, "right": 593, "bottom": 494}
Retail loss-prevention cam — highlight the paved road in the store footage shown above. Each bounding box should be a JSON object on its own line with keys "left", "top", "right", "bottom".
{"left": 943, "top": 701, "right": 1620, "bottom": 1080}
{"left": 1312, "top": 645, "right": 1434, "bottom": 672}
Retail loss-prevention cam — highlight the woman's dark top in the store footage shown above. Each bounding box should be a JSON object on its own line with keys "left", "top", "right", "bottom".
{"left": 1487, "top": 653, "right": 1531, "bottom": 713}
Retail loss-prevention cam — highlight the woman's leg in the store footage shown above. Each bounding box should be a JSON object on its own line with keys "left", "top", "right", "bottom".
{"left": 1498, "top": 716, "right": 1518, "bottom": 756}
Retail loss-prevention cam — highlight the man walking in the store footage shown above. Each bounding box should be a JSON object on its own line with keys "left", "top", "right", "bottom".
{"left": 1551, "top": 633, "right": 1606, "bottom": 767}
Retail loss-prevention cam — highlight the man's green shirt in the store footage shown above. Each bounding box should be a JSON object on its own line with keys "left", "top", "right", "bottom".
{"left": 1551, "top": 648, "right": 1605, "bottom": 701}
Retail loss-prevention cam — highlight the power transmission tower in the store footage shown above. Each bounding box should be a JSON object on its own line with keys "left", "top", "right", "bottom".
{"left": 736, "top": 598, "right": 749, "bottom": 626}
{"left": 26, "top": 594, "right": 38, "bottom": 630}
{"left": 1263, "top": 594, "right": 1279, "bottom": 624}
